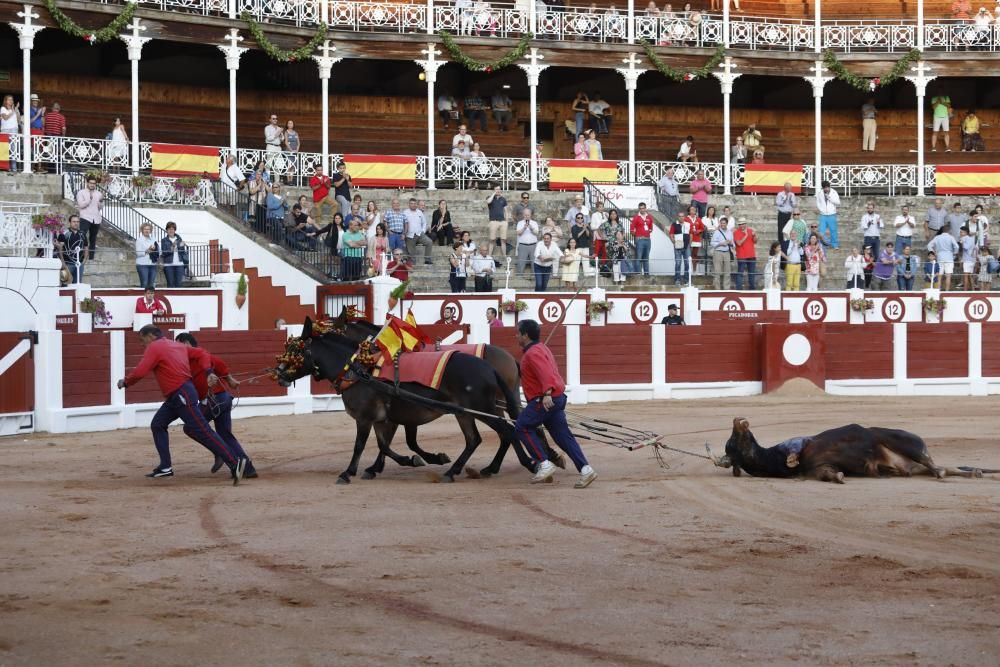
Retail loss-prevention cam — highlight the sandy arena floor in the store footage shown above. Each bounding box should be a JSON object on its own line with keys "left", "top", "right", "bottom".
{"left": 2, "top": 395, "right": 1000, "bottom": 667}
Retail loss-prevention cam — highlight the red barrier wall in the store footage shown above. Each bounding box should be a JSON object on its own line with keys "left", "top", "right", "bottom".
{"left": 190, "top": 331, "right": 289, "bottom": 398}
{"left": 580, "top": 326, "right": 652, "bottom": 384}
{"left": 491, "top": 325, "right": 567, "bottom": 378}
{"left": 983, "top": 324, "right": 1000, "bottom": 377}
{"left": 666, "top": 324, "right": 759, "bottom": 382}
{"left": 824, "top": 323, "right": 894, "bottom": 380}
{"left": 124, "top": 334, "right": 164, "bottom": 405}
{"left": 0, "top": 333, "right": 33, "bottom": 414}
{"left": 62, "top": 333, "right": 111, "bottom": 408}
{"left": 907, "top": 324, "right": 969, "bottom": 379}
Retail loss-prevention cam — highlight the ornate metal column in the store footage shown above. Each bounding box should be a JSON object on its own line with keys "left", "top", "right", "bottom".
{"left": 805, "top": 61, "right": 831, "bottom": 192}
{"left": 10, "top": 5, "right": 43, "bottom": 174}
{"left": 713, "top": 57, "right": 741, "bottom": 195}
{"left": 519, "top": 48, "right": 549, "bottom": 192}
{"left": 312, "top": 41, "right": 342, "bottom": 174}
{"left": 905, "top": 61, "right": 935, "bottom": 197}
{"left": 616, "top": 53, "right": 645, "bottom": 184}
{"left": 416, "top": 44, "right": 444, "bottom": 190}
{"left": 120, "top": 18, "right": 149, "bottom": 175}
{"left": 218, "top": 29, "right": 247, "bottom": 154}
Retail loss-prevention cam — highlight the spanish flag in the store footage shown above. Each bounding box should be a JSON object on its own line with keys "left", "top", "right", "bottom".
{"left": 935, "top": 165, "right": 1000, "bottom": 195}
{"left": 344, "top": 154, "right": 416, "bottom": 188}
{"left": 743, "top": 164, "right": 803, "bottom": 194}
{"left": 374, "top": 315, "right": 433, "bottom": 359}
{"left": 405, "top": 308, "right": 418, "bottom": 328}
{"left": 547, "top": 159, "right": 618, "bottom": 191}
{"left": 0, "top": 134, "right": 10, "bottom": 171}
{"left": 150, "top": 143, "right": 219, "bottom": 178}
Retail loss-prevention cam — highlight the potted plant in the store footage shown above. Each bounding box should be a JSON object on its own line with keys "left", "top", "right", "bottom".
{"left": 132, "top": 174, "right": 154, "bottom": 191}
{"left": 387, "top": 280, "right": 410, "bottom": 310}
{"left": 84, "top": 169, "right": 110, "bottom": 185}
{"left": 31, "top": 213, "right": 64, "bottom": 234}
{"left": 588, "top": 300, "right": 613, "bottom": 320}
{"left": 500, "top": 299, "right": 528, "bottom": 314}
{"left": 79, "top": 297, "right": 113, "bottom": 326}
{"left": 235, "top": 273, "right": 248, "bottom": 309}
{"left": 174, "top": 175, "right": 201, "bottom": 194}
{"left": 923, "top": 297, "right": 946, "bottom": 316}
{"left": 849, "top": 298, "right": 874, "bottom": 312}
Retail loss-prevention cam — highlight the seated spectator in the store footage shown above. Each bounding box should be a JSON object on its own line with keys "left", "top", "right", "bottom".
{"left": 961, "top": 109, "right": 985, "bottom": 152}
{"left": 452, "top": 125, "right": 474, "bottom": 148}
{"left": 438, "top": 93, "right": 458, "bottom": 128}
{"left": 751, "top": 150, "right": 766, "bottom": 164}
{"left": 467, "top": 142, "right": 490, "bottom": 187}
{"left": 491, "top": 89, "right": 512, "bottom": 132}
{"left": 470, "top": 244, "right": 497, "bottom": 292}
{"left": 387, "top": 249, "right": 412, "bottom": 281}
{"left": 283, "top": 204, "right": 315, "bottom": 250}
{"left": 588, "top": 92, "right": 612, "bottom": 135}
{"left": 677, "top": 136, "right": 698, "bottom": 163}
{"left": 463, "top": 90, "right": 488, "bottom": 132}
{"left": 135, "top": 287, "right": 167, "bottom": 316}
{"left": 742, "top": 123, "right": 764, "bottom": 155}
{"left": 951, "top": 0, "right": 971, "bottom": 20}
{"left": 452, "top": 141, "right": 471, "bottom": 179}
{"left": 660, "top": 304, "right": 684, "bottom": 325}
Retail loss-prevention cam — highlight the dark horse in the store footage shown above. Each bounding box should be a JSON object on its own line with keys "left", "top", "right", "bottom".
{"left": 719, "top": 418, "right": 998, "bottom": 483}
{"left": 328, "top": 311, "right": 564, "bottom": 478}
{"left": 274, "top": 318, "right": 520, "bottom": 483}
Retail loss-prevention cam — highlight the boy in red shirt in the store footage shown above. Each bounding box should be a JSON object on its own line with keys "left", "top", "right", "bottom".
{"left": 630, "top": 202, "right": 654, "bottom": 275}
{"left": 118, "top": 325, "right": 246, "bottom": 482}
{"left": 134, "top": 287, "right": 167, "bottom": 315}
{"left": 308, "top": 166, "right": 336, "bottom": 222}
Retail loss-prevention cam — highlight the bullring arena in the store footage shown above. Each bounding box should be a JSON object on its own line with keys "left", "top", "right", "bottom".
{"left": 5, "top": 0, "right": 1000, "bottom": 662}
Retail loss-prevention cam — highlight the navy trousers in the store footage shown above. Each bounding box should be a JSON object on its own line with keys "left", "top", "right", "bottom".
{"left": 186, "top": 390, "right": 249, "bottom": 461}
{"left": 515, "top": 394, "right": 589, "bottom": 472}
{"left": 151, "top": 380, "right": 238, "bottom": 470}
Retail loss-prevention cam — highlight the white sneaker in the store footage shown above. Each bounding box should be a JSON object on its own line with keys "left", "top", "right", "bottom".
{"left": 530, "top": 460, "right": 557, "bottom": 484}
{"left": 575, "top": 465, "right": 597, "bottom": 489}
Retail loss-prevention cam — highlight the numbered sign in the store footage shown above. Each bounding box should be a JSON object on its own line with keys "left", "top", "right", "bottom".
{"left": 802, "top": 298, "right": 828, "bottom": 323}
{"left": 631, "top": 298, "right": 658, "bottom": 324}
{"left": 964, "top": 297, "right": 993, "bottom": 322}
{"left": 539, "top": 298, "right": 565, "bottom": 324}
{"left": 719, "top": 297, "right": 745, "bottom": 312}
{"left": 881, "top": 297, "right": 905, "bottom": 323}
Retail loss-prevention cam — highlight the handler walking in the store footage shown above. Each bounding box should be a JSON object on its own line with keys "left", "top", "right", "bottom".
{"left": 515, "top": 319, "right": 597, "bottom": 488}
{"left": 118, "top": 325, "right": 246, "bottom": 483}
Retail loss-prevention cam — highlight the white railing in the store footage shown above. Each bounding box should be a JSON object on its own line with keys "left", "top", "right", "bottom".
{"left": 84, "top": 0, "right": 1000, "bottom": 52}
{"left": 0, "top": 202, "right": 54, "bottom": 257}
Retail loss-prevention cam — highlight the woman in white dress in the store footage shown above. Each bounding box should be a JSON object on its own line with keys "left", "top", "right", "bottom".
{"left": 969, "top": 204, "right": 990, "bottom": 247}
{"left": 365, "top": 200, "right": 381, "bottom": 241}
{"left": 560, "top": 237, "right": 582, "bottom": 285}
{"left": 109, "top": 117, "right": 129, "bottom": 168}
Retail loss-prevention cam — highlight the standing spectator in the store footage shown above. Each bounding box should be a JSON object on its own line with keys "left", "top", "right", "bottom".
{"left": 775, "top": 182, "right": 797, "bottom": 263}
{"left": 340, "top": 218, "right": 367, "bottom": 281}
{"left": 687, "top": 205, "right": 707, "bottom": 275}
{"left": 731, "top": 135, "right": 747, "bottom": 166}
{"left": 945, "top": 202, "right": 968, "bottom": 245}
{"left": 657, "top": 167, "right": 681, "bottom": 223}
{"left": 573, "top": 132, "right": 587, "bottom": 160}
{"left": 711, "top": 217, "right": 735, "bottom": 289}
{"left": 844, "top": 246, "right": 865, "bottom": 289}
{"left": 281, "top": 120, "right": 300, "bottom": 185}
{"left": 515, "top": 209, "right": 540, "bottom": 277}
{"left": 677, "top": 136, "right": 698, "bottom": 163}
{"left": 540, "top": 216, "right": 564, "bottom": 245}
{"left": 816, "top": 180, "right": 841, "bottom": 249}
{"left": 862, "top": 246, "right": 876, "bottom": 289}
{"left": 344, "top": 201, "right": 365, "bottom": 231}
{"left": 861, "top": 98, "right": 877, "bottom": 152}
{"left": 892, "top": 204, "right": 916, "bottom": 251}
{"left": 42, "top": 102, "right": 67, "bottom": 173}
{"left": 365, "top": 200, "right": 382, "bottom": 239}
{"left": 368, "top": 223, "right": 389, "bottom": 276}
{"left": 135, "top": 222, "right": 159, "bottom": 289}
{"left": 459, "top": 230, "right": 476, "bottom": 263}
{"left": 930, "top": 94, "right": 952, "bottom": 152}
{"left": 219, "top": 154, "right": 245, "bottom": 193}
{"left": 601, "top": 208, "right": 625, "bottom": 274}
{"left": 403, "top": 198, "right": 433, "bottom": 265}
{"left": 431, "top": 199, "right": 454, "bottom": 246}
{"left": 533, "top": 233, "right": 562, "bottom": 291}
{"left": 438, "top": 93, "right": 457, "bottom": 128}
{"left": 733, "top": 218, "right": 758, "bottom": 290}
{"left": 308, "top": 166, "right": 335, "bottom": 223}
{"left": 860, "top": 201, "right": 884, "bottom": 258}
{"left": 514, "top": 192, "right": 531, "bottom": 221}
{"left": 463, "top": 89, "right": 488, "bottom": 132}
{"left": 75, "top": 175, "right": 104, "bottom": 260}
{"left": 783, "top": 231, "right": 803, "bottom": 291}
{"left": 491, "top": 89, "right": 512, "bottom": 132}
{"left": 924, "top": 250, "right": 942, "bottom": 288}
{"left": 486, "top": 186, "right": 509, "bottom": 258}
{"left": 669, "top": 211, "right": 692, "bottom": 286}
{"left": 961, "top": 109, "right": 986, "bottom": 152}
{"left": 160, "top": 222, "right": 187, "bottom": 288}
{"left": 248, "top": 160, "right": 271, "bottom": 232}
{"left": 763, "top": 241, "right": 782, "bottom": 290}
{"left": 588, "top": 91, "right": 611, "bottom": 134}
{"left": 264, "top": 113, "right": 284, "bottom": 179}
{"left": 332, "top": 162, "right": 352, "bottom": 218}
{"left": 924, "top": 197, "right": 947, "bottom": 239}
{"left": 56, "top": 214, "right": 86, "bottom": 284}
{"left": 470, "top": 244, "right": 497, "bottom": 292}
{"left": 897, "top": 245, "right": 919, "bottom": 291}
{"left": 451, "top": 139, "right": 471, "bottom": 175}
{"left": 1, "top": 95, "right": 21, "bottom": 172}
{"left": 571, "top": 90, "right": 589, "bottom": 137}
{"left": 452, "top": 124, "right": 474, "bottom": 149}
{"left": 584, "top": 129, "right": 603, "bottom": 160}
{"left": 564, "top": 194, "right": 589, "bottom": 225}
{"left": 872, "top": 242, "right": 897, "bottom": 291}
{"left": 951, "top": 0, "right": 971, "bottom": 20}
{"left": 387, "top": 249, "right": 412, "bottom": 281}
{"left": 782, "top": 209, "right": 808, "bottom": 250}
{"left": 448, "top": 241, "right": 468, "bottom": 293}
{"left": 803, "top": 233, "right": 826, "bottom": 292}
{"left": 742, "top": 123, "right": 764, "bottom": 156}
{"left": 383, "top": 198, "right": 407, "bottom": 252}
{"left": 959, "top": 226, "right": 978, "bottom": 290}
{"left": 589, "top": 201, "right": 607, "bottom": 271}
{"left": 265, "top": 183, "right": 289, "bottom": 233}
{"left": 571, "top": 210, "right": 593, "bottom": 276}
{"left": 688, "top": 169, "right": 712, "bottom": 217}
{"left": 560, "top": 237, "right": 582, "bottom": 286}
{"left": 976, "top": 246, "right": 993, "bottom": 290}
{"left": 608, "top": 230, "right": 632, "bottom": 286}
{"left": 108, "top": 116, "right": 129, "bottom": 169}
{"left": 631, "top": 202, "right": 654, "bottom": 276}
{"left": 969, "top": 204, "right": 989, "bottom": 247}
{"left": 27, "top": 95, "right": 43, "bottom": 173}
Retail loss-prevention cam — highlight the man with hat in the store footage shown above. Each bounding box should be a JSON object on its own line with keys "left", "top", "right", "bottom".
{"left": 733, "top": 217, "right": 758, "bottom": 290}
{"left": 660, "top": 304, "right": 684, "bottom": 325}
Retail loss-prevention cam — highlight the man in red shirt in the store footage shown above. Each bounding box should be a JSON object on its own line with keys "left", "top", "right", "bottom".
{"left": 386, "top": 249, "right": 412, "bottom": 281}
{"left": 308, "top": 166, "right": 336, "bottom": 223}
{"left": 134, "top": 287, "right": 167, "bottom": 316}
{"left": 630, "top": 202, "right": 654, "bottom": 276}
{"left": 117, "top": 325, "right": 246, "bottom": 482}
{"left": 176, "top": 333, "right": 257, "bottom": 478}
{"left": 514, "top": 319, "right": 596, "bottom": 488}
{"left": 733, "top": 217, "right": 758, "bottom": 290}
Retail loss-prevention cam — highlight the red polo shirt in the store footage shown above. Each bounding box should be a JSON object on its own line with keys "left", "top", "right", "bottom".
{"left": 124, "top": 338, "right": 192, "bottom": 397}
{"left": 630, "top": 213, "right": 653, "bottom": 238}
{"left": 43, "top": 111, "right": 67, "bottom": 136}
{"left": 520, "top": 342, "right": 565, "bottom": 401}
{"left": 734, "top": 227, "right": 757, "bottom": 259}
{"left": 187, "top": 347, "right": 230, "bottom": 399}
{"left": 135, "top": 297, "right": 167, "bottom": 314}
{"left": 309, "top": 174, "right": 331, "bottom": 202}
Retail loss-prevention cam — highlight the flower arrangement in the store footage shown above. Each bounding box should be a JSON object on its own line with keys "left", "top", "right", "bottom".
{"left": 588, "top": 300, "right": 613, "bottom": 319}
{"left": 923, "top": 297, "right": 947, "bottom": 314}
{"left": 31, "top": 213, "right": 64, "bottom": 234}
{"left": 500, "top": 299, "right": 528, "bottom": 314}
{"left": 84, "top": 168, "right": 111, "bottom": 184}
{"left": 439, "top": 31, "right": 533, "bottom": 73}
{"left": 132, "top": 175, "right": 154, "bottom": 190}
{"left": 79, "top": 297, "right": 113, "bottom": 326}
{"left": 173, "top": 175, "right": 202, "bottom": 193}
{"left": 849, "top": 298, "right": 874, "bottom": 312}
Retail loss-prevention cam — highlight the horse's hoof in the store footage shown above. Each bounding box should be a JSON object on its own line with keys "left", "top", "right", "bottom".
{"left": 464, "top": 466, "right": 481, "bottom": 479}
{"left": 479, "top": 467, "right": 495, "bottom": 478}
{"left": 442, "top": 473, "right": 456, "bottom": 483}
{"left": 411, "top": 455, "right": 426, "bottom": 468}
{"left": 973, "top": 468, "right": 984, "bottom": 478}
{"left": 834, "top": 472, "right": 845, "bottom": 484}
{"left": 361, "top": 471, "right": 376, "bottom": 480}
{"left": 438, "top": 453, "right": 452, "bottom": 464}
{"left": 336, "top": 476, "right": 351, "bottom": 485}
{"left": 551, "top": 453, "right": 567, "bottom": 470}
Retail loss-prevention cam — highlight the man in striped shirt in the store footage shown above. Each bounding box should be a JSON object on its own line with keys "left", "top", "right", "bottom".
{"left": 383, "top": 198, "right": 407, "bottom": 253}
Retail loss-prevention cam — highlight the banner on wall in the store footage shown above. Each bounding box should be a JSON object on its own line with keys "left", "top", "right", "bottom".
{"left": 150, "top": 143, "right": 219, "bottom": 178}
{"left": 592, "top": 184, "right": 657, "bottom": 211}
{"left": 547, "top": 159, "right": 618, "bottom": 191}
{"left": 344, "top": 154, "right": 417, "bottom": 188}
{"left": 0, "top": 134, "right": 10, "bottom": 170}
{"left": 935, "top": 164, "right": 1000, "bottom": 194}
{"left": 743, "top": 164, "right": 803, "bottom": 194}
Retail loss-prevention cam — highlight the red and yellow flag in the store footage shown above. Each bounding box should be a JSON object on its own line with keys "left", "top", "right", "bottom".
{"left": 743, "top": 164, "right": 803, "bottom": 194}
{"left": 547, "top": 159, "right": 618, "bottom": 191}
{"left": 150, "top": 143, "right": 219, "bottom": 178}
{"left": 374, "top": 315, "right": 433, "bottom": 359}
{"left": 0, "top": 134, "right": 10, "bottom": 171}
{"left": 935, "top": 164, "right": 1000, "bottom": 195}
{"left": 344, "top": 154, "right": 417, "bottom": 188}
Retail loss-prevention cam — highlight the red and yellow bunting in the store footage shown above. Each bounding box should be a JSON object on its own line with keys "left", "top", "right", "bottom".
{"left": 344, "top": 154, "right": 417, "bottom": 188}
{"left": 150, "top": 143, "right": 219, "bottom": 178}
{"left": 743, "top": 164, "right": 803, "bottom": 194}
{"left": 935, "top": 164, "right": 1000, "bottom": 195}
{"left": 547, "top": 159, "right": 618, "bottom": 191}
{"left": 0, "top": 134, "right": 10, "bottom": 171}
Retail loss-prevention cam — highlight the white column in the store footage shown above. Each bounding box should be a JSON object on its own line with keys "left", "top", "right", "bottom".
{"left": 312, "top": 41, "right": 341, "bottom": 175}
{"left": 120, "top": 18, "right": 150, "bottom": 175}
{"left": 713, "top": 57, "right": 740, "bottom": 195}
{"left": 426, "top": 0, "right": 434, "bottom": 33}
{"left": 227, "top": 0, "right": 236, "bottom": 20}
{"left": 519, "top": 48, "right": 548, "bottom": 192}
{"left": 722, "top": 0, "right": 730, "bottom": 49}
{"left": 218, "top": 30, "right": 247, "bottom": 154}
{"left": 616, "top": 53, "right": 645, "bottom": 185}
{"left": 806, "top": 61, "right": 831, "bottom": 193}
{"left": 906, "top": 61, "right": 935, "bottom": 197}
{"left": 529, "top": 0, "right": 537, "bottom": 35}
{"left": 814, "top": 0, "right": 822, "bottom": 53}
{"left": 10, "top": 5, "right": 43, "bottom": 175}
{"left": 627, "top": 0, "right": 635, "bottom": 45}
{"left": 416, "top": 44, "right": 444, "bottom": 191}
{"left": 321, "top": 0, "right": 329, "bottom": 27}
{"left": 917, "top": 0, "right": 925, "bottom": 50}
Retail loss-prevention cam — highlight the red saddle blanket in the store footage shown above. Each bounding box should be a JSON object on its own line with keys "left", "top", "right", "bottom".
{"left": 441, "top": 343, "right": 486, "bottom": 359}
{"left": 371, "top": 350, "right": 456, "bottom": 391}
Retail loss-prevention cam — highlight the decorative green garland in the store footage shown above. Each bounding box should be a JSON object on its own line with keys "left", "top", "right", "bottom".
{"left": 439, "top": 31, "right": 533, "bottom": 73}
{"left": 822, "top": 48, "right": 922, "bottom": 91}
{"left": 638, "top": 41, "right": 726, "bottom": 82}
{"left": 241, "top": 12, "right": 328, "bottom": 62}
{"left": 44, "top": 0, "right": 137, "bottom": 44}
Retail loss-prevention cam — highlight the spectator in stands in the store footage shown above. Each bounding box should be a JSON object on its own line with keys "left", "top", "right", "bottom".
{"left": 383, "top": 198, "right": 407, "bottom": 253}
{"left": 893, "top": 204, "right": 916, "bottom": 251}
{"left": 669, "top": 211, "right": 692, "bottom": 286}
{"left": 451, "top": 139, "right": 471, "bottom": 174}
{"left": 134, "top": 287, "right": 167, "bottom": 316}
{"left": 343, "top": 201, "right": 365, "bottom": 232}
{"left": 688, "top": 169, "right": 712, "bottom": 217}
{"left": 689, "top": 207, "right": 706, "bottom": 276}
{"left": 541, "top": 216, "right": 565, "bottom": 246}
{"left": 803, "top": 233, "right": 826, "bottom": 292}
{"left": 161, "top": 222, "right": 188, "bottom": 288}
{"left": 75, "top": 175, "right": 104, "bottom": 260}
{"left": 861, "top": 98, "right": 877, "bottom": 152}
{"left": 332, "top": 162, "right": 352, "bottom": 218}
{"left": 775, "top": 182, "right": 796, "bottom": 265}
{"left": 365, "top": 200, "right": 381, "bottom": 238}
{"left": 430, "top": 199, "right": 454, "bottom": 246}
{"left": 404, "top": 198, "right": 433, "bottom": 265}
{"left": 513, "top": 192, "right": 531, "bottom": 221}
{"left": 42, "top": 102, "right": 67, "bottom": 173}
{"left": 750, "top": 150, "right": 765, "bottom": 164}
{"left": 27, "top": 94, "right": 43, "bottom": 173}
{"left": 661, "top": 304, "right": 684, "bottom": 325}
{"left": 711, "top": 217, "right": 735, "bottom": 289}
{"left": 677, "top": 136, "right": 698, "bottom": 164}
{"left": 283, "top": 204, "right": 309, "bottom": 251}
{"left": 897, "top": 245, "right": 919, "bottom": 291}
{"left": 631, "top": 202, "right": 654, "bottom": 275}
{"left": 742, "top": 123, "right": 764, "bottom": 156}
{"left": 448, "top": 241, "right": 468, "bottom": 293}
{"left": 951, "top": 0, "right": 971, "bottom": 20}
{"left": 783, "top": 231, "right": 803, "bottom": 291}
{"left": 657, "top": 167, "right": 681, "bottom": 223}
{"left": 816, "top": 180, "right": 841, "bottom": 249}
{"left": 264, "top": 113, "right": 283, "bottom": 178}
{"left": 559, "top": 237, "right": 582, "bottom": 286}
{"left": 564, "top": 194, "right": 589, "bottom": 225}
{"left": 56, "top": 214, "right": 86, "bottom": 284}
{"left": 491, "top": 89, "right": 512, "bottom": 132}
{"left": 248, "top": 160, "right": 271, "bottom": 232}
{"left": 609, "top": 230, "right": 632, "bottom": 286}
{"left": 924, "top": 250, "right": 941, "bottom": 288}
{"left": 486, "top": 307, "right": 502, "bottom": 328}
{"left": 930, "top": 94, "right": 952, "bottom": 152}
{"left": 471, "top": 244, "right": 496, "bottom": 292}
{"left": 106, "top": 116, "right": 128, "bottom": 171}
{"left": 486, "top": 186, "right": 509, "bottom": 258}
{"left": 308, "top": 166, "right": 335, "bottom": 223}
{"left": 220, "top": 154, "right": 246, "bottom": 192}
{"left": 367, "top": 223, "right": 389, "bottom": 276}
{"left": 438, "top": 92, "right": 458, "bottom": 128}
{"left": 782, "top": 209, "right": 807, "bottom": 248}
{"left": 946, "top": 202, "right": 967, "bottom": 245}
{"left": 340, "top": 218, "right": 367, "bottom": 281}
{"left": 571, "top": 91, "right": 589, "bottom": 137}
{"left": 844, "top": 246, "right": 864, "bottom": 290}
{"left": 959, "top": 226, "right": 978, "bottom": 290}
{"left": 135, "top": 223, "right": 159, "bottom": 290}
{"left": 872, "top": 242, "right": 897, "bottom": 290}
{"left": 763, "top": 242, "right": 781, "bottom": 290}
{"left": 969, "top": 204, "right": 989, "bottom": 246}
{"left": 601, "top": 208, "right": 625, "bottom": 253}
{"left": 862, "top": 245, "right": 875, "bottom": 288}
{"left": 573, "top": 132, "right": 587, "bottom": 160}
{"left": 961, "top": 109, "right": 985, "bottom": 151}
{"left": 925, "top": 198, "right": 947, "bottom": 239}
{"left": 305, "top": 207, "right": 328, "bottom": 252}
{"left": 584, "top": 129, "right": 603, "bottom": 159}
{"left": 280, "top": 119, "right": 299, "bottom": 184}
{"left": 858, "top": 201, "right": 883, "bottom": 258}
{"left": 731, "top": 135, "right": 747, "bottom": 166}
{"left": 452, "top": 124, "right": 474, "bottom": 149}
{"left": 387, "top": 249, "right": 412, "bottom": 281}
{"left": 570, "top": 210, "right": 593, "bottom": 276}
{"left": 463, "top": 89, "right": 488, "bottom": 132}
{"left": 265, "top": 183, "right": 289, "bottom": 233}
{"left": 734, "top": 218, "right": 758, "bottom": 290}
{"left": 534, "top": 233, "right": 562, "bottom": 291}
{"left": 588, "top": 92, "right": 611, "bottom": 135}
{"left": 516, "top": 208, "right": 540, "bottom": 277}
{"left": 437, "top": 306, "right": 458, "bottom": 325}
{"left": 1, "top": 95, "right": 20, "bottom": 172}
